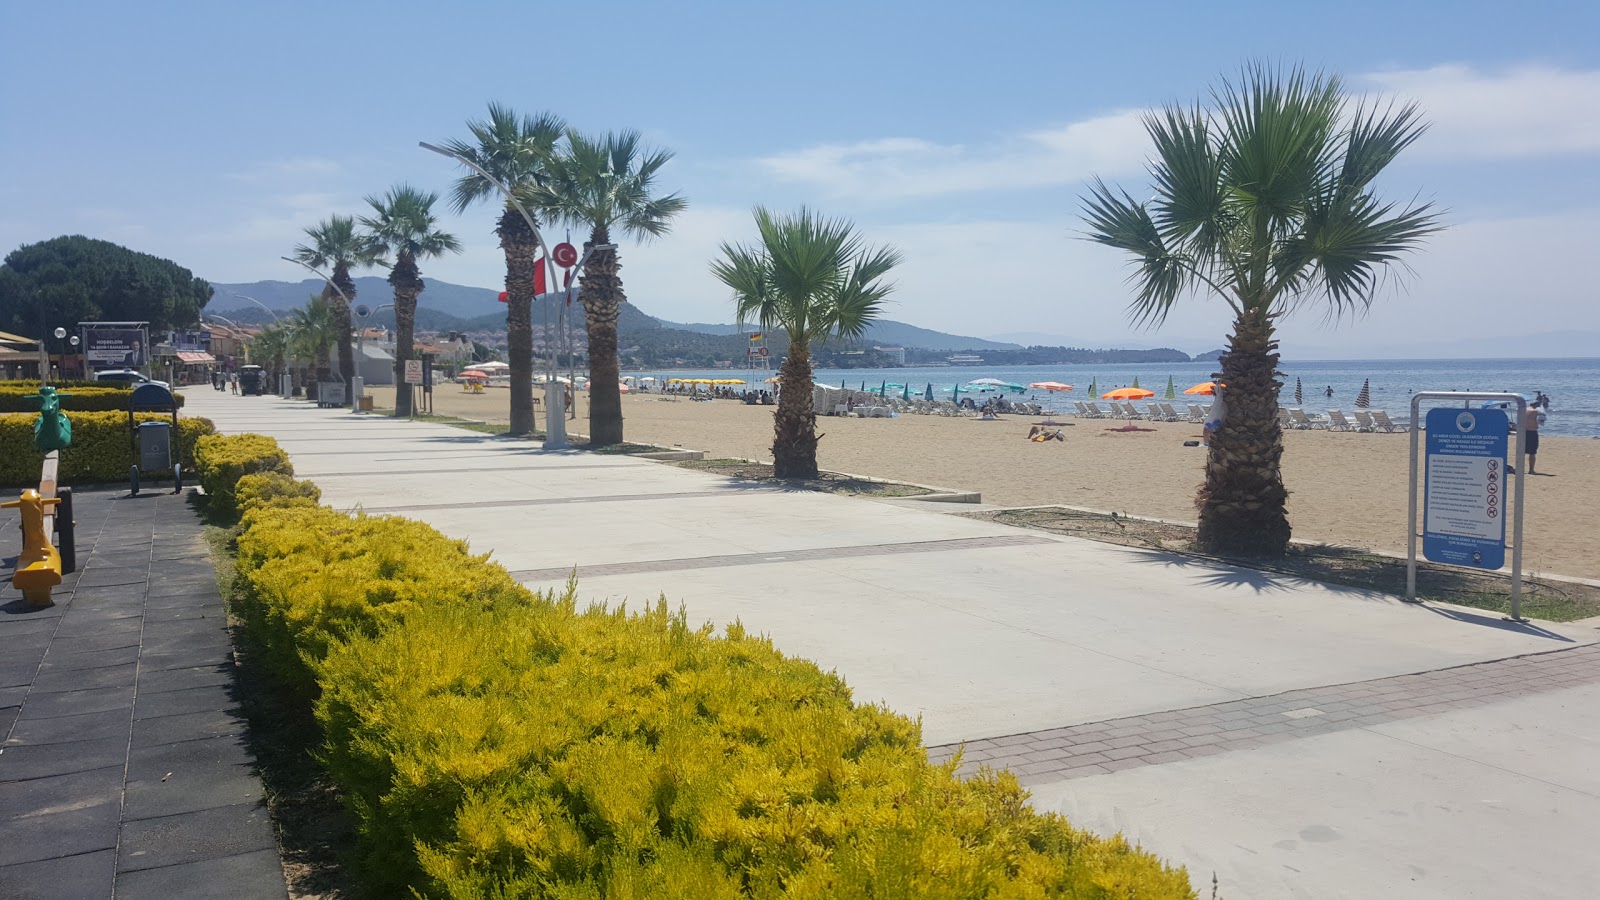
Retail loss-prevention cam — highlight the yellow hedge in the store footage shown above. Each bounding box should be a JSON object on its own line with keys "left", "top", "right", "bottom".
{"left": 234, "top": 472, "right": 320, "bottom": 514}
{"left": 0, "top": 411, "right": 214, "bottom": 487}
{"left": 231, "top": 500, "right": 1195, "bottom": 899}
{"left": 0, "top": 382, "right": 185, "bottom": 412}
{"left": 194, "top": 433, "right": 293, "bottom": 518}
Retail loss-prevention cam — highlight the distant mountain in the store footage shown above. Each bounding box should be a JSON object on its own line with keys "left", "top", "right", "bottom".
{"left": 215, "top": 278, "right": 1021, "bottom": 352}
{"left": 659, "top": 317, "right": 1017, "bottom": 352}
{"left": 211, "top": 278, "right": 507, "bottom": 319}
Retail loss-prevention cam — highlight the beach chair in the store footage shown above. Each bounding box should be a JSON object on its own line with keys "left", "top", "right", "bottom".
{"left": 1081, "top": 402, "right": 1103, "bottom": 418}
{"left": 1371, "top": 410, "right": 1405, "bottom": 432}
{"left": 1119, "top": 402, "right": 1140, "bottom": 419}
{"left": 1288, "top": 408, "right": 1322, "bottom": 430}
{"left": 1187, "top": 403, "right": 1208, "bottom": 423}
{"left": 1353, "top": 410, "right": 1378, "bottom": 432}
{"left": 1325, "top": 410, "right": 1355, "bottom": 431}
{"left": 1144, "top": 403, "right": 1166, "bottom": 421}
{"left": 1277, "top": 408, "right": 1292, "bottom": 429}
{"left": 1072, "top": 400, "right": 1088, "bottom": 417}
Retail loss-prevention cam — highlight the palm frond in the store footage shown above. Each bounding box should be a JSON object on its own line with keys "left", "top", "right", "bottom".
{"left": 537, "top": 129, "right": 687, "bottom": 242}
{"left": 440, "top": 104, "right": 566, "bottom": 215}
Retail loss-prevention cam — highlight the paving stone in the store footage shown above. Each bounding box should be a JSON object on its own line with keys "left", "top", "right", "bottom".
{"left": 130, "top": 709, "right": 247, "bottom": 748}
{"left": 5, "top": 707, "right": 132, "bottom": 746}
{"left": 74, "top": 569, "right": 148, "bottom": 589}
{"left": 52, "top": 616, "right": 141, "bottom": 638}
{"left": 0, "top": 661, "right": 42, "bottom": 689}
{"left": 0, "top": 848, "right": 116, "bottom": 900}
{"left": 113, "top": 847, "right": 287, "bottom": 900}
{"left": 37, "top": 645, "right": 140, "bottom": 673}
{"left": 135, "top": 664, "right": 235, "bottom": 696}
{"left": 38, "top": 629, "right": 140, "bottom": 656}
{"left": 16, "top": 685, "right": 135, "bottom": 721}
{"left": 0, "top": 630, "right": 55, "bottom": 653}
{"left": 132, "top": 685, "right": 237, "bottom": 721}
{"left": 0, "top": 617, "right": 59, "bottom": 637}
{"left": 139, "top": 628, "right": 229, "bottom": 657}
{"left": 116, "top": 802, "right": 276, "bottom": 873}
{"left": 0, "top": 765, "right": 122, "bottom": 867}
{"left": 135, "top": 646, "right": 232, "bottom": 673}
{"left": 0, "top": 735, "right": 128, "bottom": 781}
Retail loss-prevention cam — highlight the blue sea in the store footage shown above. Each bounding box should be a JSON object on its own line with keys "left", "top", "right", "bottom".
{"left": 643, "top": 358, "right": 1600, "bottom": 437}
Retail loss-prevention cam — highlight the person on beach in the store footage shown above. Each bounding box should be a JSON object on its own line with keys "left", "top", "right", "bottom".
{"left": 1525, "top": 398, "right": 1543, "bottom": 474}
{"left": 1201, "top": 385, "right": 1227, "bottom": 446}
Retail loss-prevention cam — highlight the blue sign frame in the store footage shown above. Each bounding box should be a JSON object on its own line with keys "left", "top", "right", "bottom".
{"left": 1422, "top": 407, "right": 1509, "bottom": 569}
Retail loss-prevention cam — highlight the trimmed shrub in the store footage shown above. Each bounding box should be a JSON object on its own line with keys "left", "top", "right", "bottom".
{"left": 0, "top": 412, "right": 214, "bottom": 487}
{"left": 234, "top": 472, "right": 321, "bottom": 514}
{"left": 0, "top": 382, "right": 184, "bottom": 412}
{"left": 194, "top": 434, "right": 293, "bottom": 518}
{"left": 229, "top": 501, "right": 1196, "bottom": 898}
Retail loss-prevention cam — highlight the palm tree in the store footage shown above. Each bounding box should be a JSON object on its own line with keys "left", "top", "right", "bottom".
{"left": 287, "top": 294, "right": 339, "bottom": 398}
{"left": 291, "top": 216, "right": 382, "bottom": 407}
{"left": 538, "top": 130, "right": 687, "bottom": 446}
{"left": 711, "top": 207, "right": 901, "bottom": 478}
{"left": 252, "top": 323, "right": 290, "bottom": 390}
{"left": 1082, "top": 64, "right": 1441, "bottom": 557}
{"left": 361, "top": 185, "right": 462, "bottom": 416}
{"left": 441, "top": 104, "right": 565, "bottom": 435}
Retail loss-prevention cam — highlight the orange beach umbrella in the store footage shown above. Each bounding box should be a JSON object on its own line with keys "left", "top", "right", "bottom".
{"left": 1029, "top": 381, "right": 1074, "bottom": 392}
{"left": 1184, "top": 382, "right": 1222, "bottom": 395}
{"left": 1102, "top": 387, "right": 1155, "bottom": 400}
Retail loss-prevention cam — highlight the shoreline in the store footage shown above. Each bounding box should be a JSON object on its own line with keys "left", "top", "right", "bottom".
{"left": 369, "top": 385, "right": 1600, "bottom": 581}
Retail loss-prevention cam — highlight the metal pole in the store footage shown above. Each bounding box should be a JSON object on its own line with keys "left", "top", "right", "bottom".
{"left": 1511, "top": 396, "right": 1527, "bottom": 621}
{"left": 1406, "top": 393, "right": 1421, "bottom": 601}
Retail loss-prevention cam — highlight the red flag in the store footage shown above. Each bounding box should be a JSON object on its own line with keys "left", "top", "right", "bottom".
{"left": 533, "top": 261, "right": 546, "bottom": 295}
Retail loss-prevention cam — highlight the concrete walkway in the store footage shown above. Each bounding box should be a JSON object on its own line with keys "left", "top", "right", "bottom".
{"left": 187, "top": 392, "right": 1600, "bottom": 898}
{"left": 0, "top": 487, "right": 286, "bottom": 900}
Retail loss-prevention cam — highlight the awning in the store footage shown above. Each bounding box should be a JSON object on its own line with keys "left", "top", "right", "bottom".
{"left": 176, "top": 351, "right": 216, "bottom": 364}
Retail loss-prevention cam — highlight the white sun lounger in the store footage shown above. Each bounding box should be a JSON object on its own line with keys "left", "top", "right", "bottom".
{"left": 1188, "top": 403, "right": 1208, "bottom": 423}
{"left": 1372, "top": 410, "right": 1405, "bottom": 432}
{"left": 1288, "top": 408, "right": 1323, "bottom": 429}
{"left": 1353, "top": 410, "right": 1378, "bottom": 432}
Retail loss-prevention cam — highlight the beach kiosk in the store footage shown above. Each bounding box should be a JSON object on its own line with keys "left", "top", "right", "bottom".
{"left": 128, "top": 383, "right": 182, "bottom": 496}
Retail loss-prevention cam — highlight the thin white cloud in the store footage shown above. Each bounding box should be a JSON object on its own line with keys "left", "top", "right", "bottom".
{"left": 757, "top": 110, "right": 1149, "bottom": 201}
{"left": 1360, "top": 64, "right": 1600, "bottom": 160}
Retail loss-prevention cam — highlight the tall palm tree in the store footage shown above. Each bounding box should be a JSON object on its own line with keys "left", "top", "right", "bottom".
{"left": 361, "top": 185, "right": 462, "bottom": 416}
{"left": 287, "top": 294, "right": 339, "bottom": 398}
{"left": 291, "top": 216, "right": 382, "bottom": 407}
{"left": 1082, "top": 64, "right": 1441, "bottom": 557}
{"left": 252, "top": 323, "right": 290, "bottom": 389}
{"left": 538, "top": 130, "right": 687, "bottom": 446}
{"left": 711, "top": 207, "right": 901, "bottom": 478}
{"left": 441, "top": 104, "right": 565, "bottom": 435}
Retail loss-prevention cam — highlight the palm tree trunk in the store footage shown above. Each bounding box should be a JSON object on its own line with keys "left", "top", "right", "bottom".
{"left": 771, "top": 344, "right": 819, "bottom": 479}
{"left": 580, "top": 226, "right": 624, "bottom": 446}
{"left": 499, "top": 207, "right": 538, "bottom": 436}
{"left": 390, "top": 251, "right": 422, "bottom": 417}
{"left": 327, "top": 266, "right": 357, "bottom": 408}
{"left": 1196, "top": 306, "right": 1291, "bottom": 557}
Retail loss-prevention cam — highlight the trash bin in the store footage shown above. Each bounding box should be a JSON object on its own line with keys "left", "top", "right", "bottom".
{"left": 138, "top": 421, "right": 172, "bottom": 472}
{"left": 357, "top": 395, "right": 374, "bottom": 412}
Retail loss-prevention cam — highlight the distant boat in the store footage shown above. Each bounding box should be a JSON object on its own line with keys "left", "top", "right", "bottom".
{"left": 946, "top": 354, "right": 983, "bottom": 364}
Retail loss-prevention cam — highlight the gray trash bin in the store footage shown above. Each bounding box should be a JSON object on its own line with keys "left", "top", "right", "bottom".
{"left": 138, "top": 421, "right": 172, "bottom": 471}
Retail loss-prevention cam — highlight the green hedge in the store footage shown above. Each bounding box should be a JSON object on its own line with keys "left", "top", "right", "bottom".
{"left": 235, "top": 472, "right": 320, "bottom": 515}
{"left": 194, "top": 434, "right": 293, "bottom": 519}
{"left": 0, "top": 381, "right": 184, "bottom": 412}
{"left": 0, "top": 412, "right": 214, "bottom": 487}
{"left": 232, "top": 499, "right": 1196, "bottom": 898}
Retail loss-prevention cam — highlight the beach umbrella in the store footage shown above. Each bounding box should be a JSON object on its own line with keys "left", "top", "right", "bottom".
{"left": 1103, "top": 387, "right": 1155, "bottom": 400}
{"left": 458, "top": 370, "right": 489, "bottom": 380}
{"left": 902, "top": 382, "right": 912, "bottom": 401}
{"left": 1133, "top": 376, "right": 1141, "bottom": 389}
{"left": 878, "top": 379, "right": 887, "bottom": 398}
{"left": 1029, "top": 381, "right": 1073, "bottom": 392}
{"left": 968, "top": 377, "right": 1009, "bottom": 387}
{"left": 1295, "top": 377, "right": 1303, "bottom": 406}
{"left": 1164, "top": 375, "right": 1176, "bottom": 400}
{"left": 841, "top": 378, "right": 846, "bottom": 390}
{"left": 924, "top": 382, "right": 934, "bottom": 402}
{"left": 952, "top": 383, "right": 961, "bottom": 403}
{"left": 1184, "top": 381, "right": 1220, "bottom": 395}
{"left": 861, "top": 380, "right": 867, "bottom": 392}
{"left": 1088, "top": 376, "right": 1097, "bottom": 397}
{"left": 1355, "top": 378, "right": 1371, "bottom": 408}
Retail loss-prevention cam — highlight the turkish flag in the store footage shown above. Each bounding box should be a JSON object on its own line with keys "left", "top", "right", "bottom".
{"left": 533, "top": 261, "right": 546, "bottom": 295}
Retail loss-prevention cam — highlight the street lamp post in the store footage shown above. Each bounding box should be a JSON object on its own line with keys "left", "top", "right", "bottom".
{"left": 229, "top": 293, "right": 280, "bottom": 323}
{"left": 280, "top": 256, "right": 357, "bottom": 409}
{"left": 418, "top": 140, "right": 568, "bottom": 448}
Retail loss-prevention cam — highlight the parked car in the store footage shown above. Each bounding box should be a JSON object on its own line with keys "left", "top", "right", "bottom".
{"left": 93, "top": 369, "right": 170, "bottom": 390}
{"left": 238, "top": 365, "right": 266, "bottom": 395}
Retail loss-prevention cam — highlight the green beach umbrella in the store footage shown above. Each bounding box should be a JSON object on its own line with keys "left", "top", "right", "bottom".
{"left": 861, "top": 380, "right": 867, "bottom": 392}
{"left": 878, "top": 379, "right": 887, "bottom": 398}
{"left": 924, "top": 382, "right": 934, "bottom": 402}
{"left": 1133, "top": 375, "right": 1141, "bottom": 389}
{"left": 841, "top": 378, "right": 847, "bottom": 390}
{"left": 1165, "top": 375, "right": 1176, "bottom": 400}
{"left": 952, "top": 383, "right": 961, "bottom": 403}
{"left": 1088, "top": 376, "right": 1098, "bottom": 397}
{"left": 902, "top": 382, "right": 912, "bottom": 401}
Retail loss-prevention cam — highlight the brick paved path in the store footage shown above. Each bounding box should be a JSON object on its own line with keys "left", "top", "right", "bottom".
{"left": 0, "top": 488, "right": 286, "bottom": 900}
{"left": 929, "top": 643, "right": 1600, "bottom": 786}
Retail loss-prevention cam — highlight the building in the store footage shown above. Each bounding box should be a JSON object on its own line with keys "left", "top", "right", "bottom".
{"left": 875, "top": 346, "right": 907, "bottom": 365}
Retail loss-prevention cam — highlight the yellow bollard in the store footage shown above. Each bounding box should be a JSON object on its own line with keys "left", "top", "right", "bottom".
{"left": 4, "top": 489, "right": 63, "bottom": 607}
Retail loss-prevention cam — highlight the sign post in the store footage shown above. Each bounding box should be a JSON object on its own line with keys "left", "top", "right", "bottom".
{"left": 1407, "top": 392, "right": 1527, "bottom": 620}
{"left": 403, "top": 359, "right": 423, "bottom": 421}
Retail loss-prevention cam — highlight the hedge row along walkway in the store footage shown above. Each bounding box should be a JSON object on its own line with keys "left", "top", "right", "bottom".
{"left": 183, "top": 390, "right": 1600, "bottom": 899}
{"left": 0, "top": 487, "right": 287, "bottom": 899}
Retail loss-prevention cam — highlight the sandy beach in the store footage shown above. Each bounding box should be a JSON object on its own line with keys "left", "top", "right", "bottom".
{"left": 371, "top": 385, "right": 1600, "bottom": 580}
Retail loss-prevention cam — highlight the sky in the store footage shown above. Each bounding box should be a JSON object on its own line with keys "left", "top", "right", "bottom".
{"left": 3, "top": 0, "right": 1598, "bottom": 358}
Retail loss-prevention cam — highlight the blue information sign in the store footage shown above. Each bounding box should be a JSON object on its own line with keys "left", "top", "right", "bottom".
{"left": 1422, "top": 407, "right": 1509, "bottom": 569}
